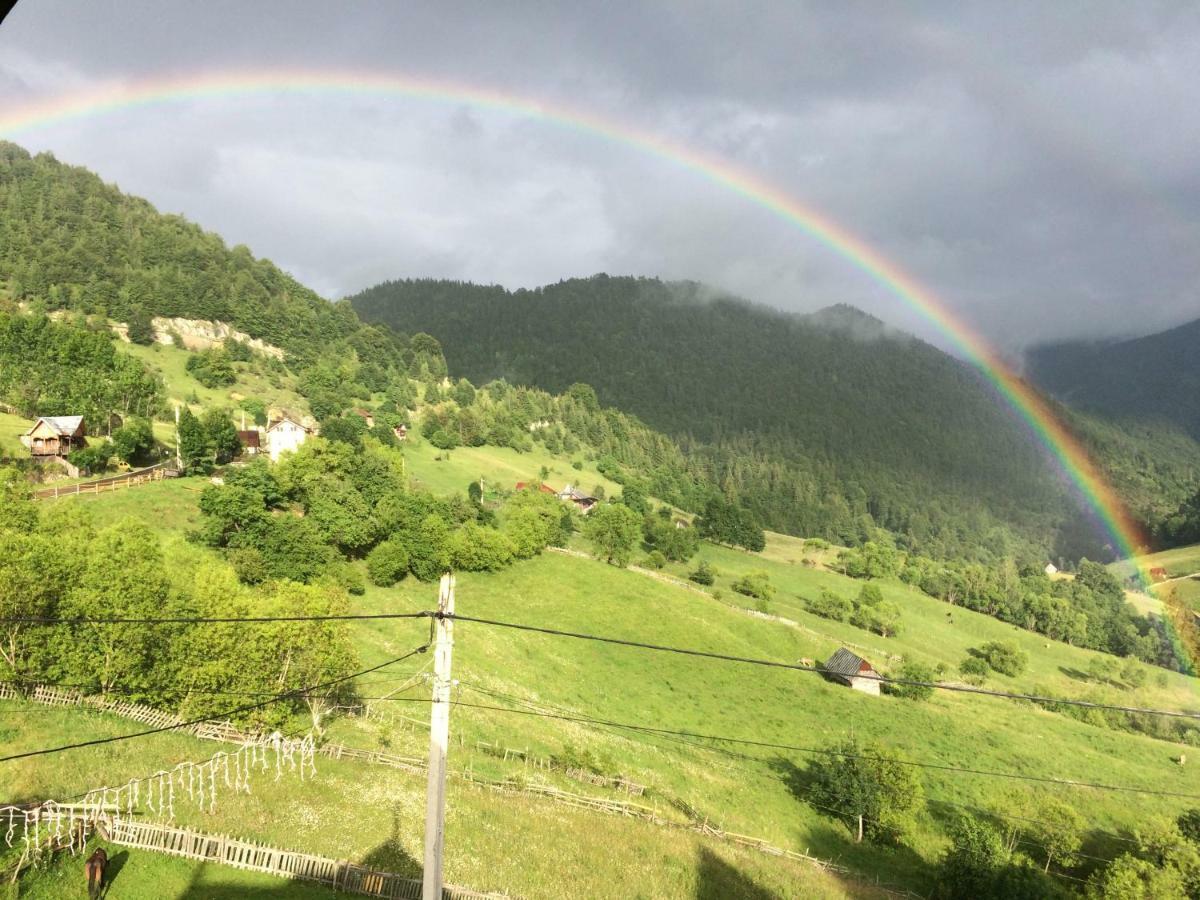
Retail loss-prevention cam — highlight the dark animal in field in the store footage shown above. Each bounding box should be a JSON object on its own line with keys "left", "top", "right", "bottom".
{"left": 85, "top": 847, "right": 107, "bottom": 899}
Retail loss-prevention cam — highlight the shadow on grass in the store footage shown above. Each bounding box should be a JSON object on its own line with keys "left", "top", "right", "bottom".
{"left": 100, "top": 849, "right": 129, "bottom": 898}
{"left": 696, "top": 846, "right": 779, "bottom": 900}
{"left": 175, "top": 803, "right": 422, "bottom": 898}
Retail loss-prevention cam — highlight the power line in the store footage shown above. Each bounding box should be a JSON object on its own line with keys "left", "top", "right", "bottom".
{"left": 408, "top": 694, "right": 1200, "bottom": 800}
{"left": 444, "top": 612, "right": 1200, "bottom": 721}
{"left": 0, "top": 644, "right": 429, "bottom": 764}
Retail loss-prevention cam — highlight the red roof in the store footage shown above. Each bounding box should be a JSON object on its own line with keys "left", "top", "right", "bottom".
{"left": 515, "top": 482, "right": 557, "bottom": 495}
{"left": 237, "top": 430, "right": 260, "bottom": 448}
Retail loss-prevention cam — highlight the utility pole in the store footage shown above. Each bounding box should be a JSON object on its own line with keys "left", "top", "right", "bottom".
{"left": 173, "top": 403, "right": 182, "bottom": 470}
{"left": 423, "top": 572, "right": 455, "bottom": 900}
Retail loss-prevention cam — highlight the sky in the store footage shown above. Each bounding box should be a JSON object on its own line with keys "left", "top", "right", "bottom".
{"left": 1, "top": 1, "right": 1199, "bottom": 351}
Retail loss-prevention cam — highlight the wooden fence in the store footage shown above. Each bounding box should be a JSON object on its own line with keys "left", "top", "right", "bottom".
{"left": 32, "top": 460, "right": 176, "bottom": 500}
{"left": 103, "top": 818, "right": 506, "bottom": 899}
{"left": 2, "top": 685, "right": 917, "bottom": 895}
{"left": 0, "top": 682, "right": 258, "bottom": 746}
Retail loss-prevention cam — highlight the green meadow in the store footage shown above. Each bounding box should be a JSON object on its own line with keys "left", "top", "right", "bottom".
{"left": 13, "top": 473, "right": 1200, "bottom": 897}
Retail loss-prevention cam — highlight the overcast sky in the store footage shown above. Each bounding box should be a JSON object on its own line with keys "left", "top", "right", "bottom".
{"left": 1, "top": 1, "right": 1199, "bottom": 351}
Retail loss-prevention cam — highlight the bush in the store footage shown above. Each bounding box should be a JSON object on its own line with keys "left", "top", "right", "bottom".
{"left": 449, "top": 523, "right": 514, "bottom": 572}
{"left": 228, "top": 546, "right": 266, "bottom": 585}
{"left": 644, "top": 550, "right": 667, "bottom": 570}
{"left": 111, "top": 418, "right": 155, "bottom": 464}
{"left": 366, "top": 539, "right": 410, "bottom": 587}
{"left": 960, "top": 656, "right": 990, "bottom": 685}
{"left": 731, "top": 570, "right": 774, "bottom": 601}
{"left": 688, "top": 561, "right": 716, "bottom": 586}
{"left": 884, "top": 659, "right": 936, "bottom": 701}
{"left": 806, "top": 590, "right": 853, "bottom": 622}
{"left": 978, "top": 641, "right": 1028, "bottom": 677}
{"left": 68, "top": 443, "right": 112, "bottom": 475}
{"left": 850, "top": 584, "right": 902, "bottom": 637}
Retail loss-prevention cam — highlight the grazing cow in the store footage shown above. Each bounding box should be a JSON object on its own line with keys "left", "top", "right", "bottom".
{"left": 85, "top": 847, "right": 107, "bottom": 899}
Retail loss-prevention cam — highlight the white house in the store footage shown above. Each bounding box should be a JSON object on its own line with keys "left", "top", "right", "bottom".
{"left": 1044, "top": 563, "right": 1058, "bottom": 576}
{"left": 265, "top": 415, "right": 313, "bottom": 462}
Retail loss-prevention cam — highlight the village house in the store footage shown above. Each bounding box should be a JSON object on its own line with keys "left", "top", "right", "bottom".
{"left": 351, "top": 408, "right": 375, "bottom": 429}
{"left": 559, "top": 484, "right": 599, "bottom": 515}
{"left": 1044, "top": 563, "right": 1058, "bottom": 576}
{"left": 20, "top": 416, "right": 87, "bottom": 459}
{"left": 394, "top": 423, "right": 408, "bottom": 442}
{"left": 821, "top": 647, "right": 881, "bottom": 696}
{"left": 265, "top": 414, "right": 313, "bottom": 462}
{"left": 1150, "top": 567, "right": 1169, "bottom": 583}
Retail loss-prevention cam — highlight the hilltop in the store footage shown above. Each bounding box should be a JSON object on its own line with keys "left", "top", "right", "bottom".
{"left": 1028, "top": 315, "right": 1200, "bottom": 440}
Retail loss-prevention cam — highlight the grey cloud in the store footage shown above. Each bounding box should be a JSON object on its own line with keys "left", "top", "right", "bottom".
{"left": 1, "top": 1, "right": 1199, "bottom": 350}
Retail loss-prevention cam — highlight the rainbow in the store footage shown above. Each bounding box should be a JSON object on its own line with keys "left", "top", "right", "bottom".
{"left": 0, "top": 69, "right": 1152, "bottom": 569}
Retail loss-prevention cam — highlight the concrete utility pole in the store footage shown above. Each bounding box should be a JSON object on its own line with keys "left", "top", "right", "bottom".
{"left": 422, "top": 573, "right": 455, "bottom": 900}
{"left": 173, "top": 403, "right": 182, "bottom": 470}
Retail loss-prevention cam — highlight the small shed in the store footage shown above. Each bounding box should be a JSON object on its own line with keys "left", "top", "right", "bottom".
{"left": 1044, "top": 563, "right": 1058, "bottom": 576}
{"left": 394, "top": 423, "right": 408, "bottom": 442}
{"left": 1150, "top": 567, "right": 1169, "bottom": 583}
{"left": 351, "top": 408, "right": 375, "bottom": 428}
{"left": 20, "top": 416, "right": 87, "bottom": 458}
{"left": 236, "top": 430, "right": 261, "bottom": 455}
{"left": 822, "top": 647, "right": 880, "bottom": 696}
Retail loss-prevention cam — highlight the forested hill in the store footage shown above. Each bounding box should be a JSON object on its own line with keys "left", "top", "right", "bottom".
{"left": 0, "top": 141, "right": 361, "bottom": 359}
{"left": 1027, "top": 316, "right": 1200, "bottom": 440}
{"left": 350, "top": 276, "right": 1079, "bottom": 560}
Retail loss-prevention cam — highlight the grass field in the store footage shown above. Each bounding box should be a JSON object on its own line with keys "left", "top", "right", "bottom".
{"left": 1110, "top": 543, "right": 1200, "bottom": 582}
{"left": 118, "top": 340, "right": 309, "bottom": 418}
{"left": 21, "top": 467, "right": 1200, "bottom": 896}
{"left": 401, "top": 437, "right": 623, "bottom": 499}
{"left": 0, "top": 410, "right": 30, "bottom": 459}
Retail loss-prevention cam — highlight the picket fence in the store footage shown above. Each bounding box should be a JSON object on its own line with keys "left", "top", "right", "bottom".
{"left": 2, "top": 685, "right": 919, "bottom": 896}
{"left": 103, "top": 818, "right": 506, "bottom": 899}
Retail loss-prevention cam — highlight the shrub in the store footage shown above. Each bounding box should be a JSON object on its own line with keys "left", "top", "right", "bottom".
{"left": 978, "top": 641, "right": 1028, "bottom": 677}
{"left": 644, "top": 550, "right": 667, "bottom": 570}
{"left": 806, "top": 590, "right": 853, "bottom": 622}
{"left": 228, "top": 546, "right": 266, "bottom": 585}
{"left": 449, "top": 523, "right": 514, "bottom": 572}
{"left": 68, "top": 443, "right": 113, "bottom": 475}
{"left": 960, "top": 656, "right": 990, "bottom": 685}
{"left": 851, "top": 584, "right": 902, "bottom": 637}
{"left": 884, "top": 659, "right": 936, "bottom": 701}
{"left": 731, "top": 570, "right": 775, "bottom": 601}
{"left": 689, "top": 561, "right": 716, "bottom": 586}
{"left": 366, "top": 539, "right": 410, "bottom": 587}
{"left": 806, "top": 739, "right": 925, "bottom": 844}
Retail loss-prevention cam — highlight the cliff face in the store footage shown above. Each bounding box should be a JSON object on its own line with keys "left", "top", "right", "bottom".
{"left": 112, "top": 316, "right": 285, "bottom": 360}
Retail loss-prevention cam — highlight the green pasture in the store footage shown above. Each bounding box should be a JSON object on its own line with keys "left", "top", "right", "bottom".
{"left": 117, "top": 340, "right": 308, "bottom": 418}
{"left": 401, "top": 438, "right": 622, "bottom": 500}
{"left": 1111, "top": 542, "right": 1200, "bottom": 581}
{"left": 0, "top": 410, "right": 30, "bottom": 459}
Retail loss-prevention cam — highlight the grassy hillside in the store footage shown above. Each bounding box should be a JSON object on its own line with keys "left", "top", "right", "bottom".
{"left": 117, "top": 339, "right": 309, "bottom": 418}
{"left": 348, "top": 276, "right": 1093, "bottom": 562}
{"left": 22, "top": 478, "right": 1200, "bottom": 896}
{"left": 0, "top": 410, "right": 30, "bottom": 457}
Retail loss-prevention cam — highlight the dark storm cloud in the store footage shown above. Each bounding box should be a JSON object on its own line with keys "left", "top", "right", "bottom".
{"left": 1, "top": 0, "right": 1199, "bottom": 348}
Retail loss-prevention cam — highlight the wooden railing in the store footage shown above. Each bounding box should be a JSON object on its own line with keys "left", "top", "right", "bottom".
{"left": 32, "top": 460, "right": 177, "bottom": 500}
{"left": 103, "top": 818, "right": 507, "bottom": 899}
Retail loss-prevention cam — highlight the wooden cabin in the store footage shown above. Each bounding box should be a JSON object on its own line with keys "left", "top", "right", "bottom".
{"left": 20, "top": 416, "right": 87, "bottom": 458}
{"left": 821, "top": 647, "right": 881, "bottom": 696}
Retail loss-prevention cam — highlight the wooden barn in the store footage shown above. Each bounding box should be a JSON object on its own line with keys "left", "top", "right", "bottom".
{"left": 821, "top": 647, "right": 881, "bottom": 696}
{"left": 1150, "top": 567, "right": 1169, "bottom": 583}
{"left": 20, "top": 416, "right": 87, "bottom": 458}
